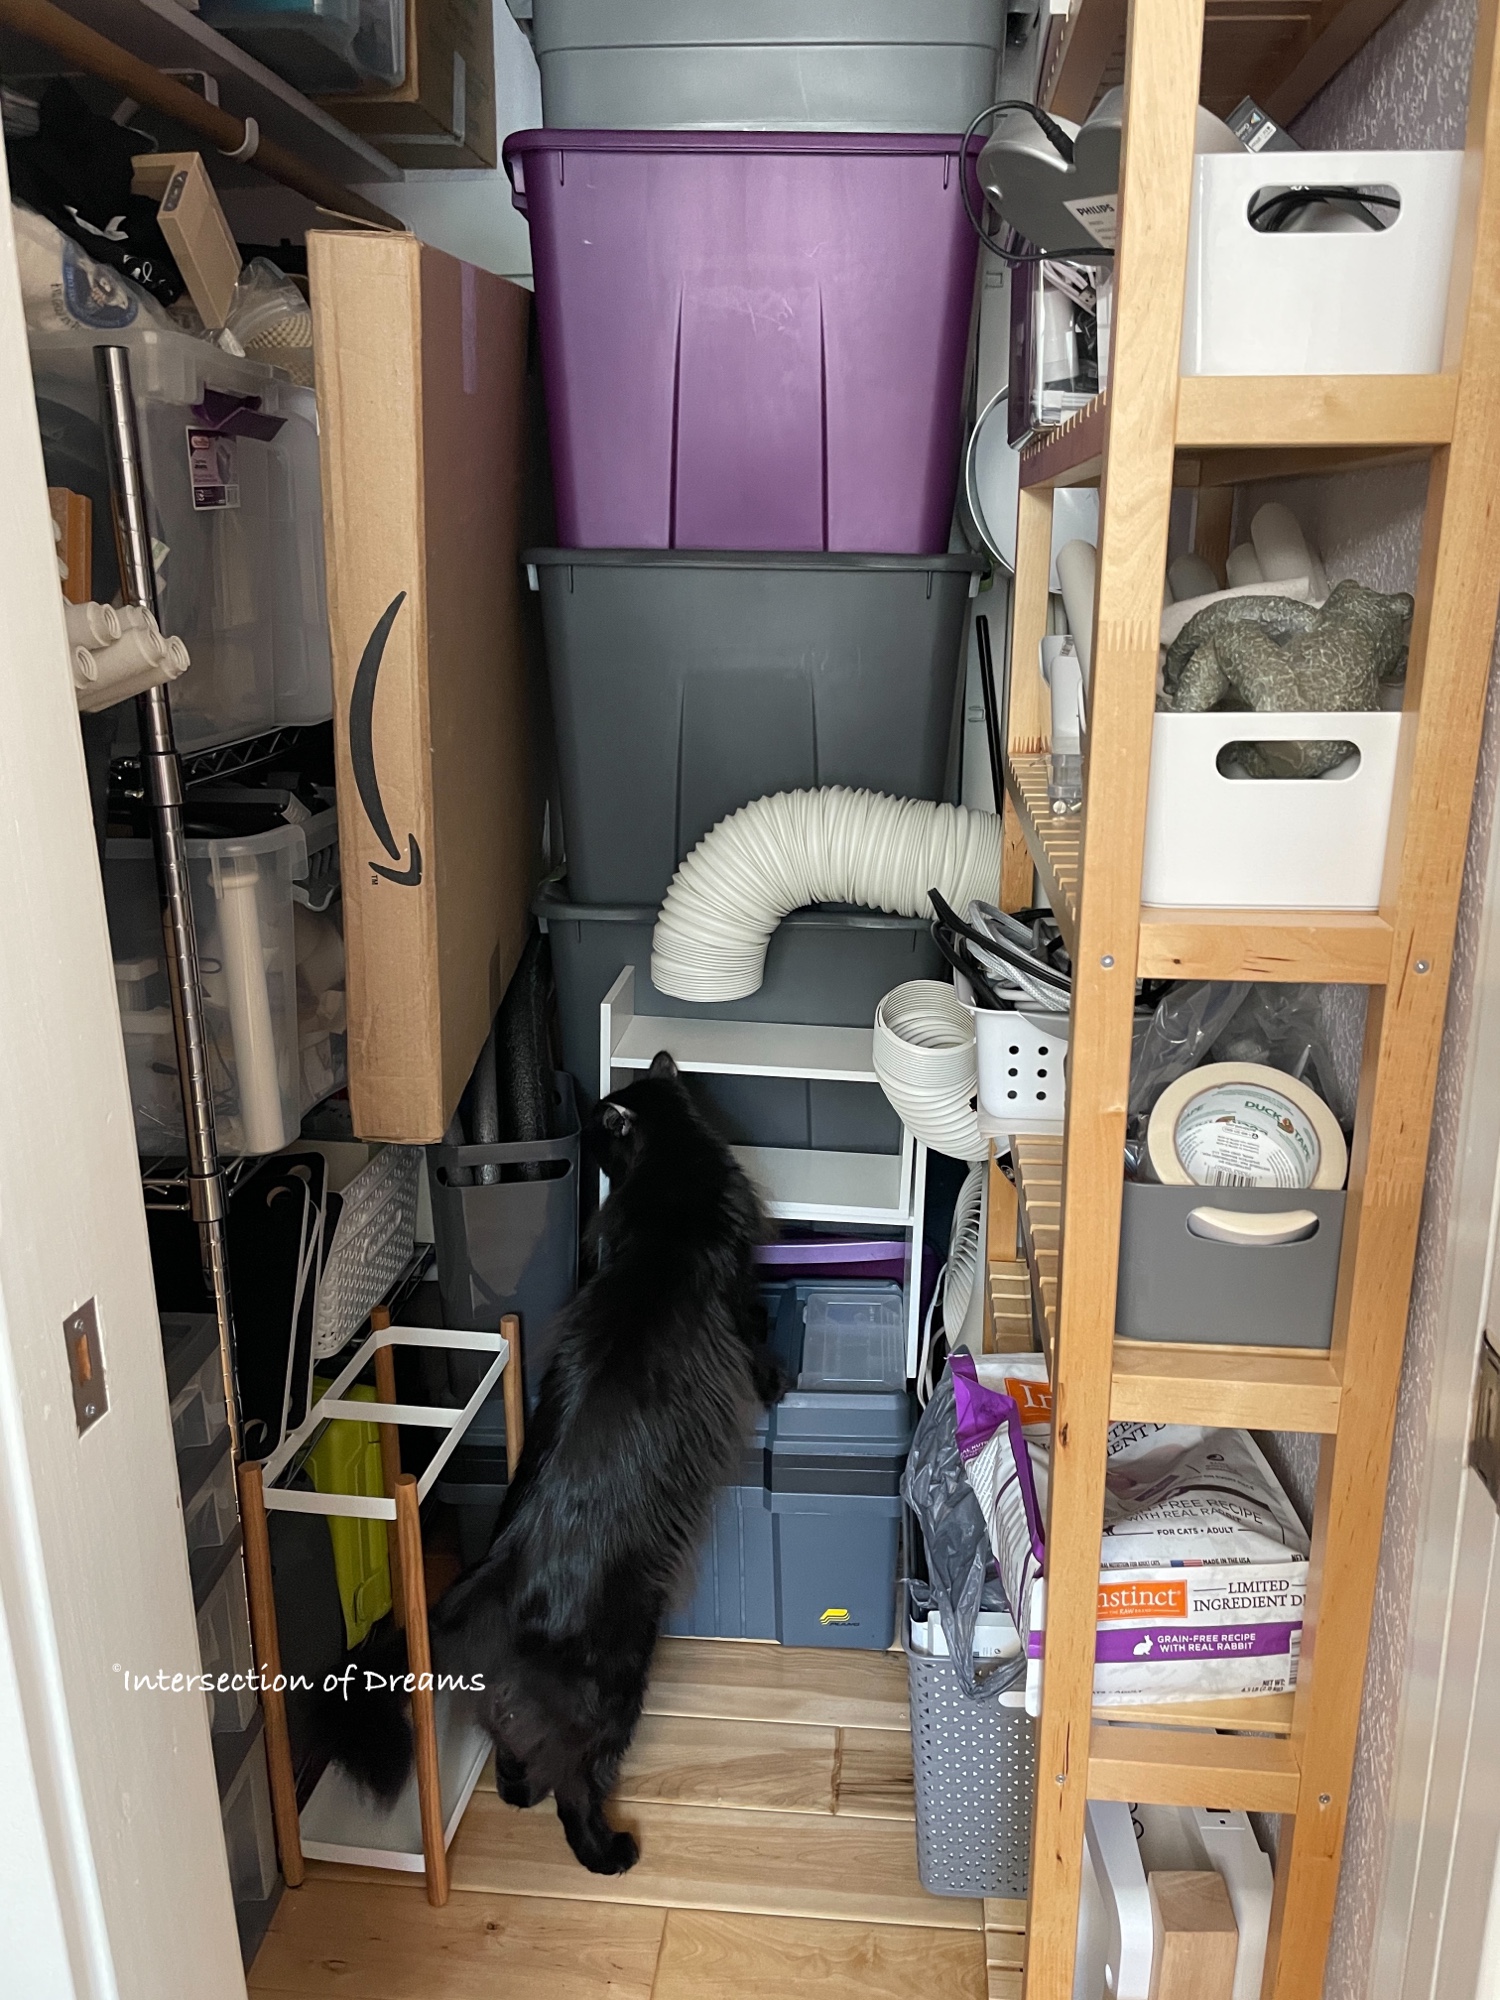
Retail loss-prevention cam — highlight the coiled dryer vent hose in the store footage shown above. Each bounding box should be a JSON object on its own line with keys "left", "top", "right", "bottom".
{"left": 650, "top": 789, "right": 1004, "bottom": 1003}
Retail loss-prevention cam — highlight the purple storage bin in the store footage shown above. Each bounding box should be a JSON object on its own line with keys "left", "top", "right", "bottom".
{"left": 503, "top": 129, "right": 981, "bottom": 553}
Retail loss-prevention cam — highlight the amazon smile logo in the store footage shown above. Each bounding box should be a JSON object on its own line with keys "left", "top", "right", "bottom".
{"left": 350, "top": 591, "right": 423, "bottom": 888}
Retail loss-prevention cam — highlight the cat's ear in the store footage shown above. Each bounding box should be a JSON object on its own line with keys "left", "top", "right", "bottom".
{"left": 602, "top": 1102, "right": 636, "bottom": 1136}
{"left": 648, "top": 1050, "right": 679, "bottom": 1080}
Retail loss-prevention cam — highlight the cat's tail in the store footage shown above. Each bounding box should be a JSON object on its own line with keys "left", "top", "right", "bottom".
{"left": 314, "top": 1623, "right": 414, "bottom": 1806}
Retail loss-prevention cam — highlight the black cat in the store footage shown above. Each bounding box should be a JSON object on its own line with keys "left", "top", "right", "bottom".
{"left": 320, "top": 1052, "right": 785, "bottom": 1873}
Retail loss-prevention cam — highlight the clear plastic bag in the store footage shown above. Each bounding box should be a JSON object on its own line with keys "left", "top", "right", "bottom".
{"left": 901, "top": 1369, "right": 1025, "bottom": 1701}
{"left": 224, "top": 259, "right": 315, "bottom": 387}
{"left": 1210, "top": 983, "right": 1351, "bottom": 1126}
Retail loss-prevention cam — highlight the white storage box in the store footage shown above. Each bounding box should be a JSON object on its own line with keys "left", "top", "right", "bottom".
{"left": 182, "top": 1450, "right": 239, "bottom": 1571}
{"left": 1140, "top": 712, "right": 1402, "bottom": 909}
{"left": 170, "top": 1343, "right": 229, "bottom": 1455}
{"left": 106, "top": 810, "right": 345, "bottom": 1158}
{"left": 29, "top": 323, "right": 332, "bottom": 748}
{"left": 1182, "top": 150, "right": 1462, "bottom": 375}
{"left": 956, "top": 974, "right": 1068, "bottom": 1137}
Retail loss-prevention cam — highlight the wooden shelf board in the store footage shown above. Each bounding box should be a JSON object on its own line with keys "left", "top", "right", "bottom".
{"left": 1088, "top": 1721, "right": 1301, "bottom": 1815}
{"left": 1018, "top": 375, "right": 1455, "bottom": 492}
{"left": 1006, "top": 757, "right": 1394, "bottom": 985}
{"left": 1039, "top": 0, "right": 1409, "bottom": 125}
{"left": 1011, "top": 1134, "right": 1343, "bottom": 1431}
{"left": 614, "top": 1016, "right": 877, "bottom": 1084}
{"left": 1093, "top": 1690, "right": 1295, "bottom": 1737}
{"left": 0, "top": 0, "right": 398, "bottom": 184}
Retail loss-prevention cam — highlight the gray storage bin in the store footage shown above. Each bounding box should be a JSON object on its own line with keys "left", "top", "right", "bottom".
{"left": 1116, "top": 1184, "right": 1346, "bottom": 1349}
{"left": 428, "top": 1073, "right": 580, "bottom": 1419}
{"left": 906, "top": 1589, "right": 1036, "bottom": 1897}
{"left": 532, "top": 0, "right": 1005, "bottom": 133}
{"left": 529, "top": 548, "right": 980, "bottom": 906}
{"left": 541, "top": 889, "right": 940, "bottom": 1149}
{"left": 668, "top": 1280, "right": 913, "bottom": 1649}
{"left": 663, "top": 1414, "right": 776, "bottom": 1641}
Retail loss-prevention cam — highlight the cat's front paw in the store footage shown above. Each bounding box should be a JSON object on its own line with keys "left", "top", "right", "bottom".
{"left": 594, "top": 1830, "right": 639, "bottom": 1875}
{"left": 752, "top": 1350, "right": 792, "bottom": 1407}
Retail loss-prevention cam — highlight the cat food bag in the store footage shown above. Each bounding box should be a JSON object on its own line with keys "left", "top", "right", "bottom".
{"left": 950, "top": 1353, "right": 1309, "bottom": 1713}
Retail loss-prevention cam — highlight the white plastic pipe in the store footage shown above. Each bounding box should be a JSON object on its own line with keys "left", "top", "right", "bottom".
{"left": 651, "top": 789, "right": 1003, "bottom": 1003}
{"left": 1250, "top": 501, "right": 1328, "bottom": 600}
{"left": 1054, "top": 539, "right": 1097, "bottom": 690}
{"left": 873, "top": 980, "right": 987, "bottom": 1163}
{"left": 76, "top": 631, "right": 190, "bottom": 713}
{"left": 1167, "top": 553, "right": 1220, "bottom": 601}
{"left": 1225, "top": 541, "right": 1264, "bottom": 587}
{"left": 213, "top": 855, "right": 288, "bottom": 1154}
{"left": 64, "top": 599, "right": 120, "bottom": 649}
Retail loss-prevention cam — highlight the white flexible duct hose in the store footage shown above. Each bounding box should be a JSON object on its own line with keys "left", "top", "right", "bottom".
{"left": 944, "top": 1160, "right": 988, "bottom": 1351}
{"left": 651, "top": 789, "right": 1003, "bottom": 1003}
{"left": 873, "top": 980, "right": 987, "bottom": 1163}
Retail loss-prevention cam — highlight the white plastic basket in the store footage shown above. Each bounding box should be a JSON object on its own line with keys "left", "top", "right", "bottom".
{"left": 955, "top": 973, "right": 1068, "bottom": 1138}
{"left": 311, "top": 1144, "right": 422, "bottom": 1360}
{"left": 1140, "top": 711, "right": 1402, "bottom": 909}
{"left": 1182, "top": 150, "right": 1462, "bottom": 375}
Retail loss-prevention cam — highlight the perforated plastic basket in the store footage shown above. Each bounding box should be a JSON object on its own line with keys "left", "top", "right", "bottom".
{"left": 906, "top": 1610, "right": 1037, "bottom": 1897}
{"left": 311, "top": 1145, "right": 421, "bottom": 1360}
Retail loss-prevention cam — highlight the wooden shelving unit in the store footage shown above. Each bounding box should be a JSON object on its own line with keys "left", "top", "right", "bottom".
{"left": 994, "top": 4, "right": 1500, "bottom": 1996}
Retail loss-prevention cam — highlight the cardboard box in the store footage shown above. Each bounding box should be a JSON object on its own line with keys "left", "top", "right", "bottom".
{"left": 309, "top": 232, "right": 536, "bottom": 1142}
{"left": 316, "top": 0, "right": 497, "bottom": 171}
{"left": 131, "top": 154, "right": 241, "bottom": 331}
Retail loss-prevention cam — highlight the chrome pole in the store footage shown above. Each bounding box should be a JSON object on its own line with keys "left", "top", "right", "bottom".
{"left": 95, "top": 345, "right": 241, "bottom": 1459}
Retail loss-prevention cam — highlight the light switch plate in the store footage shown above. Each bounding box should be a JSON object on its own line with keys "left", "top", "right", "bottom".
{"left": 65, "top": 1300, "right": 106, "bottom": 1435}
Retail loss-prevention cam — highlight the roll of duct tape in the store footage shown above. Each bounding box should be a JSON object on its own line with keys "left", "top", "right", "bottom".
{"left": 1146, "top": 1062, "right": 1347, "bottom": 1191}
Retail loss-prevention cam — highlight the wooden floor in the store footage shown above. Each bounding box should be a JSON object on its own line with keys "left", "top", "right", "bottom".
{"left": 248, "top": 1637, "right": 1026, "bottom": 2000}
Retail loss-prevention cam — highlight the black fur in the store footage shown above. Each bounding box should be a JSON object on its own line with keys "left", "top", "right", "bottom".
{"left": 321, "top": 1052, "right": 786, "bottom": 1873}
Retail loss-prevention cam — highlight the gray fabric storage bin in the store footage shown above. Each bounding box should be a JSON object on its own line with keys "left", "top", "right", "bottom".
{"left": 528, "top": 548, "right": 979, "bottom": 906}
{"left": 1116, "top": 1184, "right": 1346, "bottom": 1348}
{"left": 906, "top": 1588, "right": 1036, "bottom": 1897}
{"left": 539, "top": 889, "right": 940, "bottom": 1149}
{"left": 428, "top": 1073, "right": 580, "bottom": 1421}
{"left": 532, "top": 0, "right": 1005, "bottom": 133}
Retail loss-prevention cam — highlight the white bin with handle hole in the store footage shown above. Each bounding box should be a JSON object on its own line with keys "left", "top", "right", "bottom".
{"left": 1181, "top": 150, "right": 1462, "bottom": 375}
{"left": 1140, "top": 711, "right": 1403, "bottom": 909}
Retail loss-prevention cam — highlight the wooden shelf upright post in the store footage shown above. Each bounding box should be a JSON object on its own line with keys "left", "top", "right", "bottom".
{"left": 999, "top": 3, "right": 1500, "bottom": 1996}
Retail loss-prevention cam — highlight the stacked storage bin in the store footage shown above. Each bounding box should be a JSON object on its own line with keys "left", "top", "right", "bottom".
{"left": 501, "top": 1, "right": 1005, "bottom": 1642}
{"left": 160, "top": 1313, "right": 280, "bottom": 1960}
{"left": 511, "top": 0, "right": 1000, "bottom": 1158}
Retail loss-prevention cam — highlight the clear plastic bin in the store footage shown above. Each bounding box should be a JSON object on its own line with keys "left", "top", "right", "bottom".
{"left": 801, "top": 1284, "right": 906, "bottom": 1390}
{"left": 170, "top": 1342, "right": 230, "bottom": 1456}
{"left": 28, "top": 323, "right": 332, "bottom": 750}
{"left": 221, "top": 1739, "right": 279, "bottom": 1906}
{"left": 183, "top": 1450, "right": 240, "bottom": 1572}
{"left": 106, "top": 811, "right": 345, "bottom": 1158}
{"left": 199, "top": 0, "right": 403, "bottom": 94}
{"left": 196, "top": 1561, "right": 259, "bottom": 1735}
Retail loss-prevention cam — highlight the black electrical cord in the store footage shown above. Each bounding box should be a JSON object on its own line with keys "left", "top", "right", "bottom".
{"left": 1246, "top": 185, "right": 1400, "bottom": 233}
{"left": 960, "top": 99, "right": 1118, "bottom": 266}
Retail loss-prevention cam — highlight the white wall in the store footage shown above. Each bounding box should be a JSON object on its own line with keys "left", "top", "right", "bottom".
{"left": 0, "top": 142, "right": 243, "bottom": 1997}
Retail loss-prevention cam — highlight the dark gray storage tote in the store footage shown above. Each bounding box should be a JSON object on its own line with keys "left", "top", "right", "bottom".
{"left": 666, "top": 1280, "right": 913, "bottom": 1650}
{"left": 539, "top": 889, "right": 941, "bottom": 1149}
{"left": 427, "top": 1073, "right": 580, "bottom": 1417}
{"left": 528, "top": 549, "right": 981, "bottom": 907}
{"left": 532, "top": 0, "right": 1007, "bottom": 134}
{"left": 1116, "top": 1184, "right": 1346, "bottom": 1349}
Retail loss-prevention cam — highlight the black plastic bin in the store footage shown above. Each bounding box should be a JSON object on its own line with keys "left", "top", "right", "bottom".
{"left": 528, "top": 547, "right": 981, "bottom": 906}
{"left": 427, "top": 1073, "right": 580, "bottom": 1430}
{"left": 539, "top": 888, "right": 941, "bottom": 1149}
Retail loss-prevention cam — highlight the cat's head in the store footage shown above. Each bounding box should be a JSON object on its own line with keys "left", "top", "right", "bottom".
{"left": 586, "top": 1050, "right": 686, "bottom": 1182}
